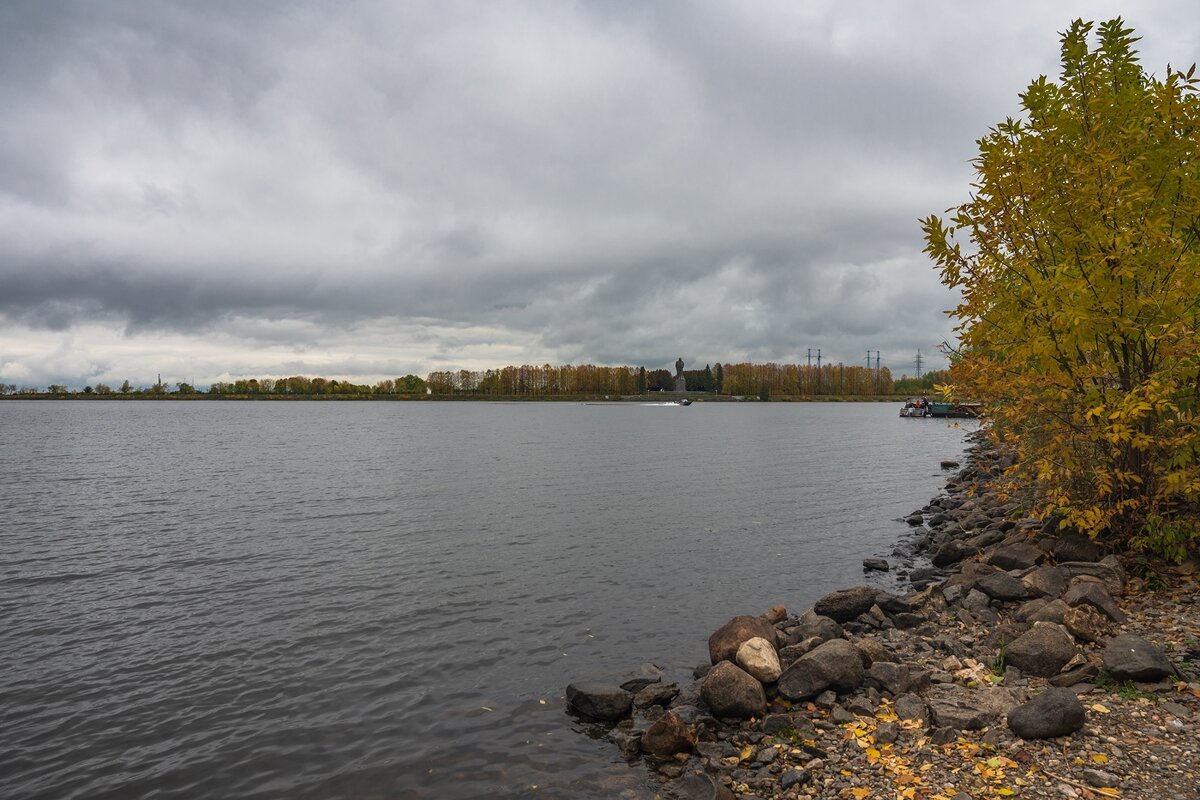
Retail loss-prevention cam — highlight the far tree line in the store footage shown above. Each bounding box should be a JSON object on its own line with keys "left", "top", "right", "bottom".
{"left": 1, "top": 361, "right": 928, "bottom": 399}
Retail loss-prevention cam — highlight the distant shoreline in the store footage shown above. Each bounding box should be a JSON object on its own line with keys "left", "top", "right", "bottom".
{"left": 0, "top": 393, "right": 909, "bottom": 403}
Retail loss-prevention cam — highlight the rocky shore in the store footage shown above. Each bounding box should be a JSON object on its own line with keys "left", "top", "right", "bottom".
{"left": 565, "top": 435, "right": 1200, "bottom": 799}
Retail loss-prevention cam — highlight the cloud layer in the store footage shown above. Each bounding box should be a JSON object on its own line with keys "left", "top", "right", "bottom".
{"left": 1, "top": 1, "right": 1195, "bottom": 387}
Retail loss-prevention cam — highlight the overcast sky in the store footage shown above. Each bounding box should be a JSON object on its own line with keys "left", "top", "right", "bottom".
{"left": 1, "top": 1, "right": 1196, "bottom": 388}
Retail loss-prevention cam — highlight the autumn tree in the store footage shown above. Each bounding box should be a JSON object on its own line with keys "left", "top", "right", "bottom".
{"left": 923, "top": 19, "right": 1200, "bottom": 556}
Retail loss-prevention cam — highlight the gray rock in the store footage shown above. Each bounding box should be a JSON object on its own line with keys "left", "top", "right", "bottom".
{"left": 1063, "top": 605, "right": 1112, "bottom": 643}
{"left": 977, "top": 571, "right": 1029, "bottom": 601}
{"left": 566, "top": 682, "right": 633, "bottom": 720}
{"left": 1049, "top": 662, "right": 1100, "bottom": 687}
{"left": 701, "top": 661, "right": 767, "bottom": 719}
{"left": 708, "top": 615, "right": 778, "bottom": 664}
{"left": 736, "top": 636, "right": 782, "bottom": 683}
{"left": 779, "top": 637, "right": 824, "bottom": 668}
{"left": 1082, "top": 768, "right": 1120, "bottom": 788}
{"left": 789, "top": 612, "right": 844, "bottom": 644}
{"left": 1052, "top": 534, "right": 1104, "bottom": 563}
{"left": 813, "top": 586, "right": 879, "bottom": 623}
{"left": 855, "top": 637, "right": 890, "bottom": 667}
{"left": 930, "top": 726, "right": 959, "bottom": 745}
{"left": 634, "top": 682, "right": 680, "bottom": 708}
{"left": 1005, "top": 622, "right": 1078, "bottom": 677}
{"left": 641, "top": 711, "right": 695, "bottom": 759}
{"left": 662, "top": 773, "right": 736, "bottom": 800}
{"left": 1013, "top": 598, "right": 1050, "bottom": 622}
{"left": 1030, "top": 598, "right": 1071, "bottom": 624}
{"left": 779, "top": 769, "right": 811, "bottom": 790}
{"left": 940, "top": 460, "right": 960, "bottom": 470}
{"left": 1102, "top": 634, "right": 1175, "bottom": 682}
{"left": 863, "top": 558, "right": 890, "bottom": 572}
{"left": 907, "top": 514, "right": 924, "bottom": 526}
{"left": 1023, "top": 564, "right": 1068, "bottom": 598}
{"left": 777, "top": 639, "right": 866, "bottom": 700}
{"left": 893, "top": 693, "right": 927, "bottom": 721}
{"left": 620, "top": 663, "right": 664, "bottom": 693}
{"left": 987, "top": 543, "right": 1044, "bottom": 571}
{"left": 933, "top": 541, "right": 973, "bottom": 568}
{"left": 1060, "top": 557, "right": 1126, "bottom": 597}
{"left": 875, "top": 721, "right": 900, "bottom": 744}
{"left": 1062, "top": 577, "right": 1127, "bottom": 623}
{"left": 928, "top": 684, "right": 1021, "bottom": 730}
{"left": 1007, "top": 687, "right": 1085, "bottom": 739}
{"left": 867, "top": 662, "right": 931, "bottom": 696}
{"left": 963, "top": 588, "right": 992, "bottom": 611}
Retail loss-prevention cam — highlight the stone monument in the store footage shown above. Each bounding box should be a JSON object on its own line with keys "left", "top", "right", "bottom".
{"left": 674, "top": 357, "right": 686, "bottom": 392}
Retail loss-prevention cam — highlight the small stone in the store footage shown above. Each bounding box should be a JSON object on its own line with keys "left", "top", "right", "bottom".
{"left": 779, "top": 769, "right": 810, "bottom": 790}
{"left": 1081, "top": 768, "right": 1119, "bottom": 788}
{"left": 931, "top": 726, "right": 959, "bottom": 745}
{"left": 874, "top": 721, "right": 899, "bottom": 744}
{"left": 863, "top": 557, "right": 891, "bottom": 572}
{"left": 894, "top": 693, "right": 927, "bottom": 721}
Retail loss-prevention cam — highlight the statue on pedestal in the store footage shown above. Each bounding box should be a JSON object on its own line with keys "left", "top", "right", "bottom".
{"left": 674, "top": 357, "right": 686, "bottom": 392}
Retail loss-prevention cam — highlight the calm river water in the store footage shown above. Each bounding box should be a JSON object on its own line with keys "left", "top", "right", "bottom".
{"left": 1, "top": 400, "right": 972, "bottom": 799}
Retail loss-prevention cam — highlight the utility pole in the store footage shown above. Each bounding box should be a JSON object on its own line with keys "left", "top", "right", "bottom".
{"left": 806, "top": 349, "right": 812, "bottom": 367}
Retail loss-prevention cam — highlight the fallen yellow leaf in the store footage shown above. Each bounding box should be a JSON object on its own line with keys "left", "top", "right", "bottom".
{"left": 1091, "top": 753, "right": 1109, "bottom": 764}
{"left": 1090, "top": 703, "right": 1111, "bottom": 714}
{"left": 1095, "top": 789, "right": 1120, "bottom": 797}
{"left": 738, "top": 745, "right": 753, "bottom": 762}
{"left": 849, "top": 788, "right": 871, "bottom": 800}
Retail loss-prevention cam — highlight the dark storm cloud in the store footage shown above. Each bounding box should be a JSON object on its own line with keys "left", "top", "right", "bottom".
{"left": 0, "top": 1, "right": 1195, "bottom": 385}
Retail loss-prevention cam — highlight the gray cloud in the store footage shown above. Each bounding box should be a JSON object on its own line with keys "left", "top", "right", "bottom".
{"left": 0, "top": 0, "right": 1195, "bottom": 386}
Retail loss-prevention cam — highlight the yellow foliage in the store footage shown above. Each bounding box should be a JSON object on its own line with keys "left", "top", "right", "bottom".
{"left": 924, "top": 18, "right": 1200, "bottom": 553}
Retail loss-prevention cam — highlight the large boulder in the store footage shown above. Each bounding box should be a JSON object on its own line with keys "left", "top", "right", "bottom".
{"left": 813, "top": 586, "right": 878, "bottom": 623}
{"left": 1007, "top": 687, "right": 1085, "bottom": 739}
{"left": 1062, "top": 577, "right": 1127, "bottom": 623}
{"left": 987, "top": 543, "right": 1044, "bottom": 571}
{"left": 1102, "top": 634, "right": 1175, "bottom": 682}
{"left": 566, "top": 682, "right": 633, "bottom": 720}
{"left": 1005, "top": 622, "right": 1078, "bottom": 677}
{"left": 736, "top": 637, "right": 782, "bottom": 683}
{"left": 701, "top": 661, "right": 767, "bottom": 719}
{"left": 708, "top": 615, "right": 777, "bottom": 664}
{"left": 641, "top": 711, "right": 696, "bottom": 759}
{"left": 777, "top": 639, "right": 865, "bottom": 700}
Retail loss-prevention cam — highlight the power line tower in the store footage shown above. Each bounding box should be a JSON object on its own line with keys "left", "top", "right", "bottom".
{"left": 915, "top": 350, "right": 924, "bottom": 380}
